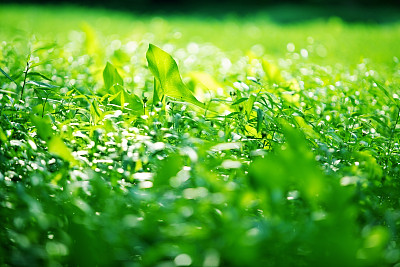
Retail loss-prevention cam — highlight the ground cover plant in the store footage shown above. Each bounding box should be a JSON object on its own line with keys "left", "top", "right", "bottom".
{"left": 1, "top": 4, "right": 400, "bottom": 267}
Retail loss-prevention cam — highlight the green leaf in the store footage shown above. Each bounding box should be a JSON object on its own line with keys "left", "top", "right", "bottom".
{"left": 27, "top": 80, "right": 58, "bottom": 89}
{"left": 30, "top": 114, "right": 54, "bottom": 141}
{"left": 0, "top": 126, "right": 7, "bottom": 142}
{"left": 231, "top": 97, "right": 249, "bottom": 106}
{"left": 124, "top": 92, "right": 143, "bottom": 113}
{"left": 48, "top": 136, "right": 78, "bottom": 166}
{"left": 33, "top": 42, "right": 58, "bottom": 52}
{"left": 109, "top": 84, "right": 143, "bottom": 114}
{"left": 30, "top": 114, "right": 77, "bottom": 166}
{"left": 373, "top": 79, "right": 399, "bottom": 107}
{"left": 90, "top": 99, "right": 103, "bottom": 125}
{"left": 146, "top": 44, "right": 204, "bottom": 108}
{"left": 245, "top": 94, "right": 257, "bottom": 119}
{"left": 30, "top": 59, "right": 57, "bottom": 69}
{"left": 103, "top": 62, "right": 123, "bottom": 91}
{"left": 27, "top": 72, "right": 52, "bottom": 81}
{"left": 294, "top": 116, "right": 319, "bottom": 139}
{"left": 256, "top": 108, "right": 263, "bottom": 133}
{"left": 153, "top": 77, "right": 161, "bottom": 104}
{"left": 0, "top": 67, "right": 20, "bottom": 89}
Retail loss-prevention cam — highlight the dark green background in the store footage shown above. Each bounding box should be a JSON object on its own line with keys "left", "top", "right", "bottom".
{"left": 1, "top": 0, "right": 399, "bottom": 9}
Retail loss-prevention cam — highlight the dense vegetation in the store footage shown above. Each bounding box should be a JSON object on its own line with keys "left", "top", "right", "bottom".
{"left": 1, "top": 5, "right": 400, "bottom": 267}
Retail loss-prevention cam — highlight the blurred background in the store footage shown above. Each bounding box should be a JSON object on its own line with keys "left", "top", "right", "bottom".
{"left": 1, "top": 0, "right": 399, "bottom": 23}
{"left": 2, "top": 0, "right": 399, "bottom": 6}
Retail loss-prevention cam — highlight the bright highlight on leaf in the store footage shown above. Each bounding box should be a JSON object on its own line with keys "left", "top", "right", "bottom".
{"left": 102, "top": 62, "right": 143, "bottom": 114}
{"left": 146, "top": 44, "right": 205, "bottom": 108}
{"left": 103, "top": 61, "right": 124, "bottom": 90}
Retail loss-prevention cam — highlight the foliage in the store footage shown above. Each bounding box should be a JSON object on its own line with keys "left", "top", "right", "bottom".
{"left": 1, "top": 5, "right": 400, "bottom": 267}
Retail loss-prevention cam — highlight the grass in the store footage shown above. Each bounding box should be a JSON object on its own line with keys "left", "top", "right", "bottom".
{"left": 1, "top": 4, "right": 400, "bottom": 267}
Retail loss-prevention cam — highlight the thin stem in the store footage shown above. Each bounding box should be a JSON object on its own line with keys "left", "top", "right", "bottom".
{"left": 20, "top": 61, "right": 30, "bottom": 100}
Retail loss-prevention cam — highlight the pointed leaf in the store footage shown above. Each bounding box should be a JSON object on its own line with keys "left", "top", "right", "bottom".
{"left": 48, "top": 136, "right": 78, "bottom": 166}
{"left": 109, "top": 84, "right": 143, "bottom": 114}
{"left": 124, "top": 92, "right": 143, "bottom": 114}
{"left": 0, "top": 67, "right": 21, "bottom": 90}
{"left": 103, "top": 62, "right": 123, "bottom": 91}
{"left": 146, "top": 44, "right": 204, "bottom": 108}
{"left": 245, "top": 94, "right": 257, "bottom": 119}
{"left": 27, "top": 72, "right": 52, "bottom": 81}
{"left": 27, "top": 80, "right": 58, "bottom": 89}
{"left": 231, "top": 97, "right": 249, "bottom": 106}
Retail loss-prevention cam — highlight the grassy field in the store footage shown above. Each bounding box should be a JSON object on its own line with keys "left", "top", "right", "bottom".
{"left": 1, "top": 4, "right": 400, "bottom": 267}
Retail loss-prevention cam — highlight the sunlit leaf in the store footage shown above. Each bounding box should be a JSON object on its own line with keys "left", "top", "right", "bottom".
{"left": 146, "top": 44, "right": 204, "bottom": 108}
{"left": 256, "top": 108, "right": 263, "bottom": 133}
{"left": 27, "top": 72, "right": 52, "bottom": 81}
{"left": 0, "top": 126, "right": 7, "bottom": 142}
{"left": 245, "top": 94, "right": 257, "bottom": 119}
{"left": 231, "top": 97, "right": 248, "bottom": 106}
{"left": 30, "top": 114, "right": 77, "bottom": 165}
{"left": 30, "top": 114, "right": 54, "bottom": 141}
{"left": 90, "top": 99, "right": 103, "bottom": 125}
{"left": 27, "top": 80, "right": 58, "bottom": 89}
{"left": 103, "top": 62, "right": 123, "bottom": 91}
{"left": 294, "top": 116, "right": 319, "bottom": 139}
{"left": 48, "top": 136, "right": 78, "bottom": 166}
{"left": 0, "top": 66, "right": 21, "bottom": 90}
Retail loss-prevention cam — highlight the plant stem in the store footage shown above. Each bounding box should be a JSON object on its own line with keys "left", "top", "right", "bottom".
{"left": 20, "top": 61, "right": 30, "bottom": 101}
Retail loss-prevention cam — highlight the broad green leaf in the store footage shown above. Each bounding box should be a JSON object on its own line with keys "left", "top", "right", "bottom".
{"left": 124, "top": 92, "right": 143, "bottom": 113}
{"left": 103, "top": 62, "right": 123, "bottom": 91}
{"left": 245, "top": 94, "right": 257, "bottom": 119}
{"left": 30, "top": 114, "right": 54, "bottom": 141}
{"left": 48, "top": 136, "right": 78, "bottom": 166}
{"left": 294, "top": 116, "right": 319, "bottom": 139}
{"left": 154, "top": 153, "right": 183, "bottom": 187}
{"left": 0, "top": 126, "right": 7, "bottom": 142}
{"left": 30, "top": 114, "right": 77, "bottom": 166}
{"left": 153, "top": 77, "right": 162, "bottom": 104}
{"left": 109, "top": 84, "right": 143, "bottom": 114}
{"left": 146, "top": 44, "right": 204, "bottom": 108}
{"left": 108, "top": 90, "right": 121, "bottom": 103}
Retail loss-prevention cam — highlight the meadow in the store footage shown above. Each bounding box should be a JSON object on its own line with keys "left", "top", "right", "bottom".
{"left": 1, "top": 4, "right": 400, "bottom": 266}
